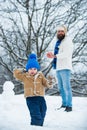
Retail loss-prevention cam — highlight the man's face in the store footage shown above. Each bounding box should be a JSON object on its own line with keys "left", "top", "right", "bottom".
{"left": 57, "top": 30, "right": 65, "bottom": 40}
{"left": 28, "top": 68, "right": 37, "bottom": 76}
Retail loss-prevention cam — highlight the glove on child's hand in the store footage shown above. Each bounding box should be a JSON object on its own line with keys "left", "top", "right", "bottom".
{"left": 47, "top": 75, "right": 57, "bottom": 88}
{"left": 22, "top": 69, "right": 27, "bottom": 73}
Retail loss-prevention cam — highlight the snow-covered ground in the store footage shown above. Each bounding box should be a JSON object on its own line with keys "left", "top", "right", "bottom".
{"left": 0, "top": 81, "right": 87, "bottom": 130}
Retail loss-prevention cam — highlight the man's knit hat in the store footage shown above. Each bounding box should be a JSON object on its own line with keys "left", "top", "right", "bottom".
{"left": 26, "top": 53, "right": 40, "bottom": 71}
{"left": 57, "top": 25, "right": 67, "bottom": 34}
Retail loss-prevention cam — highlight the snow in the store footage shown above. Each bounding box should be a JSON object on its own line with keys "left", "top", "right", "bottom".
{"left": 0, "top": 81, "right": 87, "bottom": 130}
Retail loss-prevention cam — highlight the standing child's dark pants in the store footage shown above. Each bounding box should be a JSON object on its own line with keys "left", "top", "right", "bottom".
{"left": 26, "top": 96, "right": 47, "bottom": 126}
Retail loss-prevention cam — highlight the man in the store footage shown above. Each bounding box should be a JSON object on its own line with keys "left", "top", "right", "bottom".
{"left": 47, "top": 25, "right": 73, "bottom": 112}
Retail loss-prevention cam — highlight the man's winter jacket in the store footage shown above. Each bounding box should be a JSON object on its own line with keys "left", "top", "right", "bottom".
{"left": 56, "top": 36, "right": 73, "bottom": 71}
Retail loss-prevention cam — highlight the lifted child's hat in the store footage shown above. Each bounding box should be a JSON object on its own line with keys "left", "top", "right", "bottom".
{"left": 26, "top": 53, "right": 40, "bottom": 71}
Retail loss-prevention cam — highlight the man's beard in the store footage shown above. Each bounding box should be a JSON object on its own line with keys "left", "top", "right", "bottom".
{"left": 57, "top": 34, "right": 65, "bottom": 41}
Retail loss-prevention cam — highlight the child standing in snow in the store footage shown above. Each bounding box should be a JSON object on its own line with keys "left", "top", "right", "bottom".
{"left": 13, "top": 53, "right": 52, "bottom": 126}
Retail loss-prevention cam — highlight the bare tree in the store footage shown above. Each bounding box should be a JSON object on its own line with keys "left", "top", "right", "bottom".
{"left": 0, "top": 0, "right": 87, "bottom": 95}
